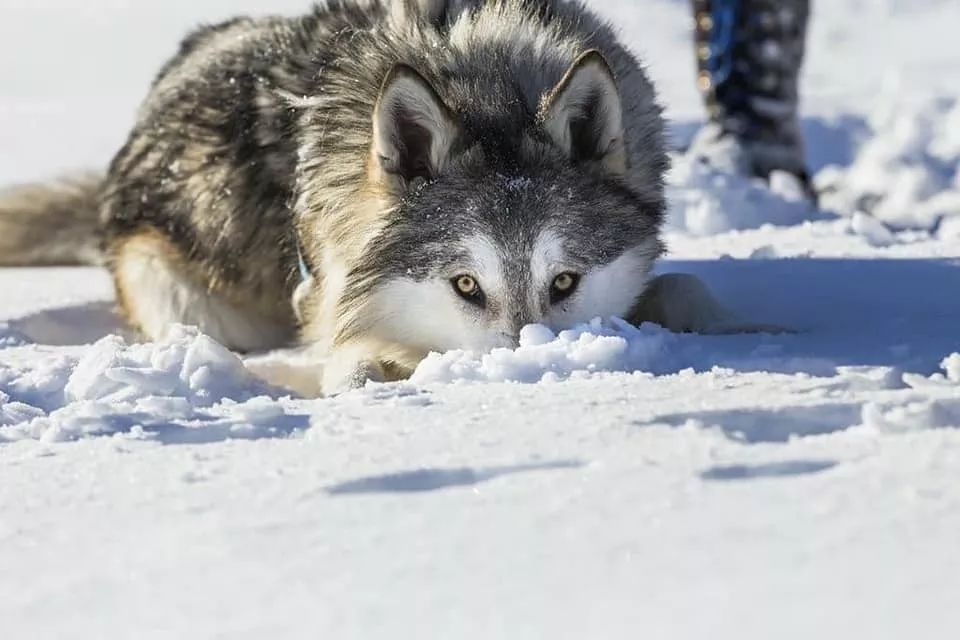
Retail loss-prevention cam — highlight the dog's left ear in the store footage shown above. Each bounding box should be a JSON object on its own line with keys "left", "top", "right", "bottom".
{"left": 540, "top": 50, "right": 627, "bottom": 176}
{"left": 371, "top": 64, "right": 459, "bottom": 188}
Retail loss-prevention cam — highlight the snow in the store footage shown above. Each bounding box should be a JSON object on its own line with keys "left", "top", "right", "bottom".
{"left": 0, "top": 326, "right": 296, "bottom": 443}
{"left": 850, "top": 210, "right": 897, "bottom": 247}
{"left": 669, "top": 94, "right": 960, "bottom": 238}
{"left": 944, "top": 353, "right": 960, "bottom": 383}
{"left": 2, "top": 0, "right": 960, "bottom": 638}
{"left": 818, "top": 95, "right": 960, "bottom": 231}
{"left": 667, "top": 151, "right": 817, "bottom": 235}
{"left": 411, "top": 320, "right": 679, "bottom": 384}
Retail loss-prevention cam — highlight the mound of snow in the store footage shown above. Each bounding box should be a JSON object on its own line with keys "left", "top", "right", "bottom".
{"left": 862, "top": 352, "right": 960, "bottom": 433}
{"left": 64, "top": 326, "right": 257, "bottom": 405}
{"left": 0, "top": 325, "right": 293, "bottom": 443}
{"left": 411, "top": 319, "right": 686, "bottom": 385}
{"left": 818, "top": 95, "right": 960, "bottom": 232}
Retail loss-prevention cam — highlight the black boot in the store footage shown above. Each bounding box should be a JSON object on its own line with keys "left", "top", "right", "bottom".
{"left": 690, "top": 0, "right": 813, "bottom": 193}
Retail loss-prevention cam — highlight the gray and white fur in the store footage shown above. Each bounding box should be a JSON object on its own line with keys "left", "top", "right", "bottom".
{"left": 0, "top": 0, "right": 683, "bottom": 394}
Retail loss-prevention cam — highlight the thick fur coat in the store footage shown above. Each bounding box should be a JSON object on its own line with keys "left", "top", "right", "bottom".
{"left": 0, "top": 0, "right": 683, "bottom": 394}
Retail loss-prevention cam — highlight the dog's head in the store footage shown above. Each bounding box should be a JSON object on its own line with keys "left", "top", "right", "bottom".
{"left": 338, "top": 50, "right": 666, "bottom": 356}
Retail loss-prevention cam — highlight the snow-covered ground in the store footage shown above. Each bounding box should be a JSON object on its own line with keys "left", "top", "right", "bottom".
{"left": 2, "top": 1, "right": 960, "bottom": 638}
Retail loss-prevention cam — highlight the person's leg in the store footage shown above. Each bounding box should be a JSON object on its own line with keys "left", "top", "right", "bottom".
{"left": 690, "top": 0, "right": 812, "bottom": 190}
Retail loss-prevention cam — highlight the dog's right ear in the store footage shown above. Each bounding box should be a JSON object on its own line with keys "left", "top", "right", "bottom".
{"left": 540, "top": 50, "right": 627, "bottom": 176}
{"left": 371, "top": 64, "right": 458, "bottom": 188}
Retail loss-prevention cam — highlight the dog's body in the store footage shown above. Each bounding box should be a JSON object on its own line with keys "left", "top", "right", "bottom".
{"left": 1, "top": 0, "right": 701, "bottom": 394}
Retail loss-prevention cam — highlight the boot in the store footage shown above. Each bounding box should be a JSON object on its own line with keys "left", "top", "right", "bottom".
{"left": 690, "top": 0, "right": 813, "bottom": 194}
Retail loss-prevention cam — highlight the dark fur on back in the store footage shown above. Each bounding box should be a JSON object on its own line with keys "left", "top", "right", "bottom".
{"left": 101, "top": 13, "right": 313, "bottom": 324}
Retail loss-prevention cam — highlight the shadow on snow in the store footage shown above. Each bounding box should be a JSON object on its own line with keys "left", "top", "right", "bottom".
{"left": 326, "top": 459, "right": 584, "bottom": 496}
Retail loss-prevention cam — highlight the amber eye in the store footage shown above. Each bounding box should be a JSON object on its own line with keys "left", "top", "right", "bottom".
{"left": 553, "top": 273, "right": 576, "bottom": 292}
{"left": 456, "top": 275, "right": 478, "bottom": 295}
{"left": 550, "top": 272, "right": 580, "bottom": 304}
{"left": 452, "top": 275, "right": 486, "bottom": 306}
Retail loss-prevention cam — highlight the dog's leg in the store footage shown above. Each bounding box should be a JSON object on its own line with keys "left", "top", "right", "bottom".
{"left": 321, "top": 340, "right": 389, "bottom": 395}
{"left": 631, "top": 273, "right": 789, "bottom": 335}
{"left": 111, "top": 230, "right": 292, "bottom": 352}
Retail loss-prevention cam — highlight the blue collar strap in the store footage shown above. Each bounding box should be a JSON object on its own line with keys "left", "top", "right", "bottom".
{"left": 296, "top": 241, "right": 311, "bottom": 283}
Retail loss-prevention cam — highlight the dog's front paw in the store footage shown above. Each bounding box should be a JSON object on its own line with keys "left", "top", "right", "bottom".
{"left": 321, "top": 350, "right": 387, "bottom": 396}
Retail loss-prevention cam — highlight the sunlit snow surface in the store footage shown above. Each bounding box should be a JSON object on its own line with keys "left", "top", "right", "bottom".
{"left": 2, "top": 1, "right": 960, "bottom": 638}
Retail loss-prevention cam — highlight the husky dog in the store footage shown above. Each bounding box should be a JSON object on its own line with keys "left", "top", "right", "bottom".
{"left": 0, "top": 0, "right": 745, "bottom": 394}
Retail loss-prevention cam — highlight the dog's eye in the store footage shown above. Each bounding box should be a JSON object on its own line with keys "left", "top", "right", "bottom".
{"left": 455, "top": 275, "right": 478, "bottom": 295}
{"left": 452, "top": 275, "right": 486, "bottom": 306}
{"left": 550, "top": 272, "right": 580, "bottom": 304}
